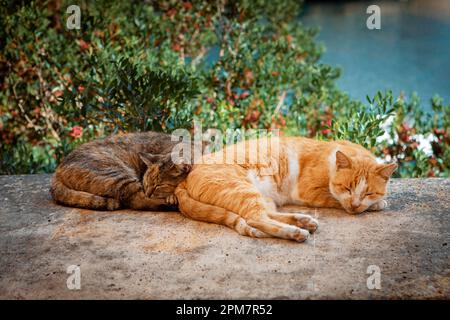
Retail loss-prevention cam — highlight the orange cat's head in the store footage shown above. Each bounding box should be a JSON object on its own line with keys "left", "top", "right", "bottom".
{"left": 329, "top": 151, "right": 397, "bottom": 214}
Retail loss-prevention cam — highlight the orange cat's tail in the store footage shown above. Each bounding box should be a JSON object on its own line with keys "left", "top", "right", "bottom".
{"left": 50, "top": 176, "right": 120, "bottom": 210}
{"left": 175, "top": 181, "right": 269, "bottom": 238}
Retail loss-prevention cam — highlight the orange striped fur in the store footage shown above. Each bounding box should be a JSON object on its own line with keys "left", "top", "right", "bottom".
{"left": 175, "top": 137, "right": 397, "bottom": 242}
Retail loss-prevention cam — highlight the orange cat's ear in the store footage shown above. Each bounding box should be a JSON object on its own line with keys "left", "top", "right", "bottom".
{"left": 336, "top": 151, "right": 352, "bottom": 170}
{"left": 376, "top": 163, "right": 398, "bottom": 180}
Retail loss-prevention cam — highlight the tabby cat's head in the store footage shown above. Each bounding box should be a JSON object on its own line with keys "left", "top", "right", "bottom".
{"left": 329, "top": 151, "right": 397, "bottom": 214}
{"left": 139, "top": 153, "right": 191, "bottom": 198}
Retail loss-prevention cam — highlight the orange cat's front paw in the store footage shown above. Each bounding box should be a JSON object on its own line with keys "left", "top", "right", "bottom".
{"left": 368, "top": 199, "right": 387, "bottom": 211}
{"left": 294, "top": 215, "right": 319, "bottom": 233}
{"left": 291, "top": 227, "right": 310, "bottom": 242}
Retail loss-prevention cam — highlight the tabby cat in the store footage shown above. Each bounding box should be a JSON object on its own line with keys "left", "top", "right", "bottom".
{"left": 51, "top": 132, "right": 191, "bottom": 211}
{"left": 175, "top": 137, "right": 397, "bottom": 242}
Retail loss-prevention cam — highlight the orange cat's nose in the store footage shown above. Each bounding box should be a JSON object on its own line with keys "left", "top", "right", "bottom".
{"left": 351, "top": 202, "right": 360, "bottom": 210}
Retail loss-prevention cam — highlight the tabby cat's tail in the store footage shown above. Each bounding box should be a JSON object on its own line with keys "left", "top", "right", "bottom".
{"left": 50, "top": 176, "right": 120, "bottom": 210}
{"left": 174, "top": 181, "right": 269, "bottom": 238}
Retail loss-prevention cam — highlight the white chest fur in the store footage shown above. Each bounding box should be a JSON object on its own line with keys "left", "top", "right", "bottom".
{"left": 247, "top": 148, "right": 301, "bottom": 206}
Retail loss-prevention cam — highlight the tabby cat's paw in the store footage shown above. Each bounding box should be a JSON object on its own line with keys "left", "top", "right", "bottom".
{"left": 368, "top": 199, "right": 387, "bottom": 211}
{"left": 166, "top": 194, "right": 178, "bottom": 206}
{"left": 106, "top": 198, "right": 121, "bottom": 211}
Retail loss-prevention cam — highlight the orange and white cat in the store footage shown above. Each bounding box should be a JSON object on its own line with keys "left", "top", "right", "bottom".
{"left": 175, "top": 137, "right": 397, "bottom": 242}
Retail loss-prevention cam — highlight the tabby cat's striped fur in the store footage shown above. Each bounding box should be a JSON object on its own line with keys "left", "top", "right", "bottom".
{"left": 51, "top": 132, "right": 191, "bottom": 211}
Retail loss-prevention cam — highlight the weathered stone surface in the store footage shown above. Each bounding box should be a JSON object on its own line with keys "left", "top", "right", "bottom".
{"left": 0, "top": 174, "right": 448, "bottom": 299}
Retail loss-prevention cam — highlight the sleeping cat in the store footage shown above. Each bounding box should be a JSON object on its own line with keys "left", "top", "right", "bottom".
{"left": 51, "top": 132, "right": 191, "bottom": 211}
{"left": 175, "top": 137, "right": 397, "bottom": 242}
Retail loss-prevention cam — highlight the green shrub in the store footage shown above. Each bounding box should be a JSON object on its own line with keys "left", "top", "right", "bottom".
{"left": 0, "top": 0, "right": 448, "bottom": 177}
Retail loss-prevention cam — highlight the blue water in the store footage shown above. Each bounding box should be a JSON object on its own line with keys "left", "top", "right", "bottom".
{"left": 300, "top": 0, "right": 450, "bottom": 106}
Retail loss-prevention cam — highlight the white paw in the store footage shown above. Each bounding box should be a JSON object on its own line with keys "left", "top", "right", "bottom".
{"left": 294, "top": 214, "right": 319, "bottom": 233}
{"left": 368, "top": 199, "right": 387, "bottom": 211}
{"left": 291, "top": 227, "right": 310, "bottom": 243}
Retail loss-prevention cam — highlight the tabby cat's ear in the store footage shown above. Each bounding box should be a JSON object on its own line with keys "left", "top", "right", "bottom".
{"left": 335, "top": 151, "right": 352, "bottom": 170}
{"left": 139, "top": 152, "right": 170, "bottom": 167}
{"left": 174, "top": 163, "right": 192, "bottom": 175}
{"left": 376, "top": 163, "right": 398, "bottom": 180}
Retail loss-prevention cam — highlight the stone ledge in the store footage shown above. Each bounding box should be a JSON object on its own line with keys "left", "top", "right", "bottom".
{"left": 0, "top": 174, "right": 448, "bottom": 299}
